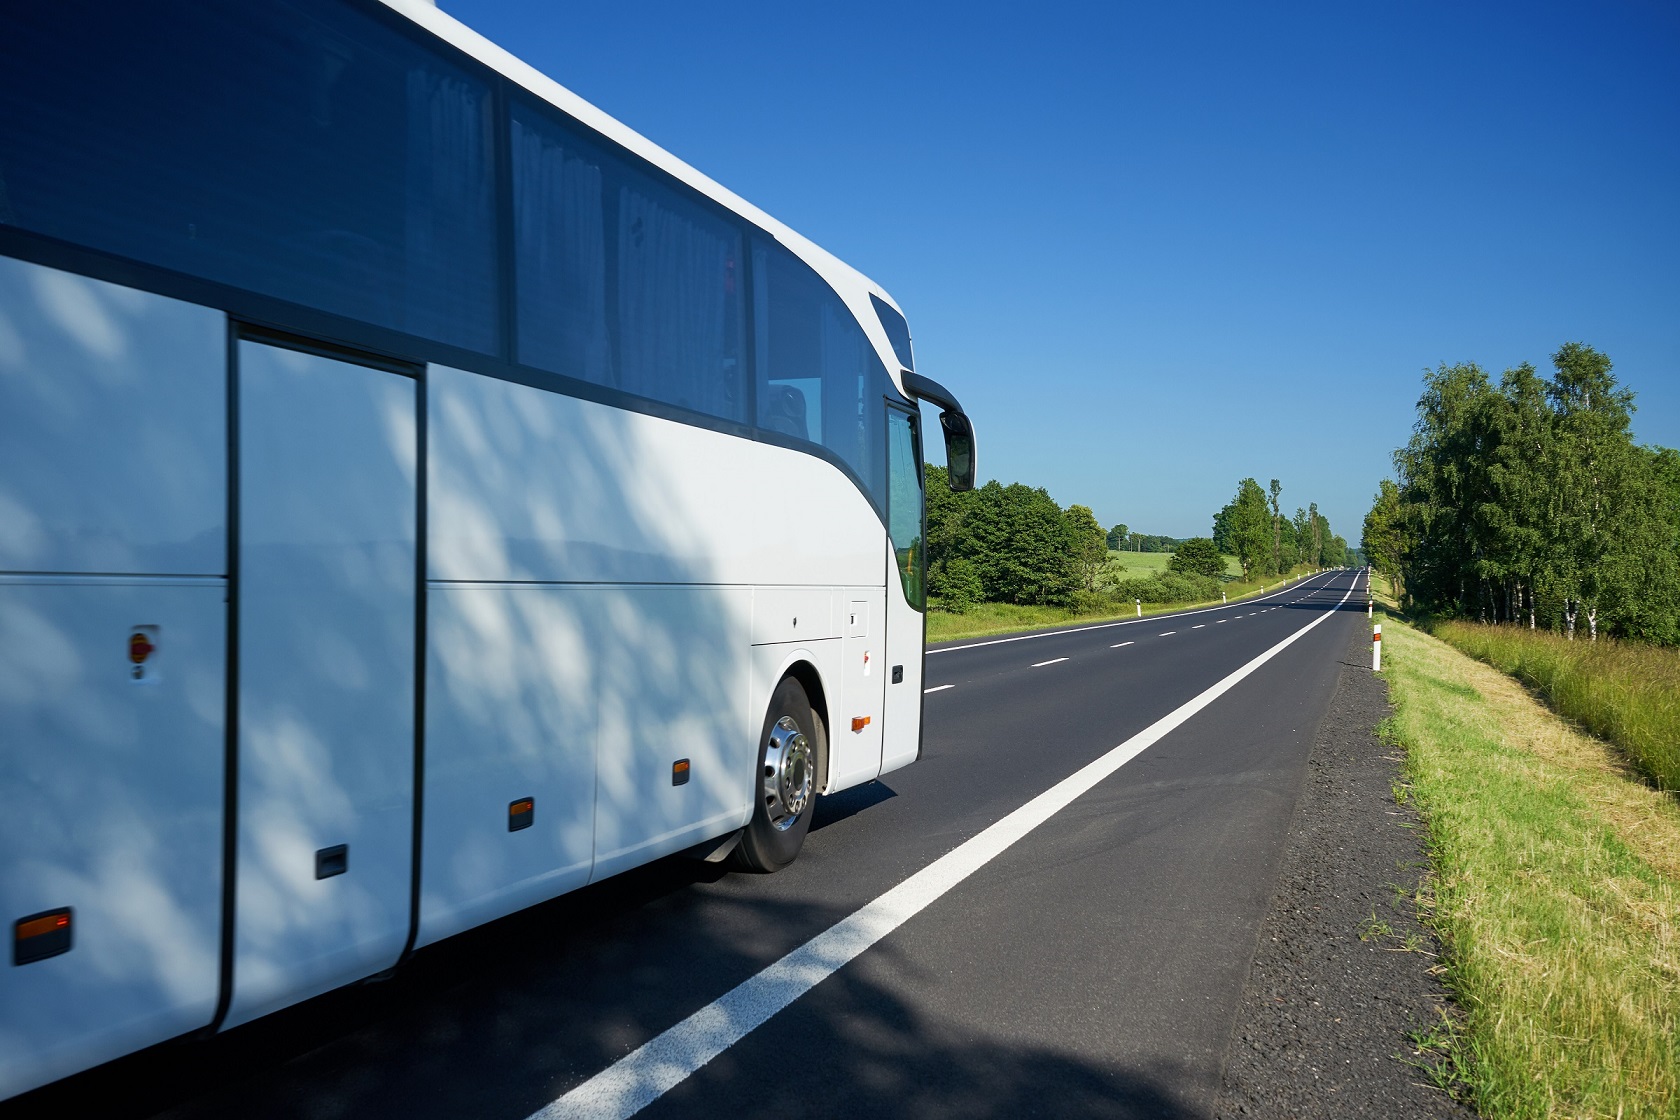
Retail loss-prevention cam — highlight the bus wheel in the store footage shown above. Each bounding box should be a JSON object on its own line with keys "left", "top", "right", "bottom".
{"left": 734, "top": 676, "right": 818, "bottom": 872}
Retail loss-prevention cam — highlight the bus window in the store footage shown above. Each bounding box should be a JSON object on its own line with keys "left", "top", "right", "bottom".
{"left": 511, "top": 100, "right": 747, "bottom": 423}
{"left": 752, "top": 237, "right": 887, "bottom": 506}
{"left": 0, "top": 0, "right": 499, "bottom": 353}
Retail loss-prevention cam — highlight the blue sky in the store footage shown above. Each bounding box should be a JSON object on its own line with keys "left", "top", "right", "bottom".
{"left": 445, "top": 0, "right": 1680, "bottom": 544}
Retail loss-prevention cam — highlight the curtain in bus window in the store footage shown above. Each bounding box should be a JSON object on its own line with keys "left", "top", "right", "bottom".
{"left": 403, "top": 71, "right": 497, "bottom": 349}
{"left": 616, "top": 185, "right": 745, "bottom": 423}
{"left": 0, "top": 0, "right": 498, "bottom": 355}
{"left": 511, "top": 112, "right": 612, "bottom": 385}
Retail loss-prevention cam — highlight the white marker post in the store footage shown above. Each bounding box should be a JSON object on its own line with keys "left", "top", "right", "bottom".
{"left": 1372, "top": 623, "right": 1382, "bottom": 672}
{"left": 1222, "top": 591, "right": 1227, "bottom": 604}
{"left": 1367, "top": 598, "right": 1372, "bottom": 618}
{"left": 1135, "top": 598, "right": 1141, "bottom": 618}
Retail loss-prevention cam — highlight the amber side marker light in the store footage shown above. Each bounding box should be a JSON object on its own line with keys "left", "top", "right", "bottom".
{"left": 14, "top": 908, "right": 72, "bottom": 966}
{"left": 851, "top": 716, "right": 872, "bottom": 733}
{"left": 509, "top": 797, "right": 534, "bottom": 832}
{"left": 672, "top": 759, "right": 690, "bottom": 786}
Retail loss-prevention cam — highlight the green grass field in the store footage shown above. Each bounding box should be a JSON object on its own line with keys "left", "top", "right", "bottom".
{"left": 1106, "top": 550, "right": 1246, "bottom": 578}
{"left": 1374, "top": 576, "right": 1680, "bottom": 1117}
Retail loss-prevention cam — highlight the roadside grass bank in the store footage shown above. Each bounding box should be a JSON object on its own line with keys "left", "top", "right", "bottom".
{"left": 925, "top": 567, "right": 1322, "bottom": 644}
{"left": 1430, "top": 621, "right": 1680, "bottom": 793}
{"left": 1375, "top": 597, "right": 1680, "bottom": 1117}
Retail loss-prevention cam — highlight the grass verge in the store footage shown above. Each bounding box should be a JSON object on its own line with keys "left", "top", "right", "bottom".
{"left": 925, "top": 567, "right": 1322, "bottom": 644}
{"left": 1431, "top": 621, "right": 1680, "bottom": 793}
{"left": 1374, "top": 582, "right": 1680, "bottom": 1117}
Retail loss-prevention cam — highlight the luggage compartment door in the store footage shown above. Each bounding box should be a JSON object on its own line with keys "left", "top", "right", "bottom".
{"left": 226, "top": 339, "right": 417, "bottom": 1028}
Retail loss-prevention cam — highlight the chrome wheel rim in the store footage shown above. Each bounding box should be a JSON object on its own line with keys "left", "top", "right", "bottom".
{"left": 762, "top": 714, "right": 813, "bottom": 831}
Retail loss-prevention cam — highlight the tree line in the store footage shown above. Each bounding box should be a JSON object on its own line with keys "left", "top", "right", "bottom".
{"left": 1363, "top": 343, "right": 1680, "bottom": 643}
{"left": 1212, "top": 478, "right": 1349, "bottom": 579}
{"left": 925, "top": 464, "right": 1354, "bottom": 614}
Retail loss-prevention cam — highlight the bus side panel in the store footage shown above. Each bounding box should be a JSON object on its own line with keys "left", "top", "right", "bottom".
{"left": 587, "top": 585, "right": 753, "bottom": 882}
{"left": 426, "top": 365, "right": 880, "bottom": 588}
{"left": 0, "top": 257, "right": 226, "bottom": 1099}
{"left": 0, "top": 257, "right": 225, "bottom": 577}
{"left": 0, "top": 582, "right": 225, "bottom": 1099}
{"left": 829, "top": 587, "right": 887, "bottom": 791}
{"left": 417, "top": 584, "right": 598, "bottom": 948}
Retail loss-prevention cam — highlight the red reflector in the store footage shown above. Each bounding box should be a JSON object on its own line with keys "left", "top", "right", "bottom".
{"left": 851, "top": 716, "right": 871, "bottom": 733}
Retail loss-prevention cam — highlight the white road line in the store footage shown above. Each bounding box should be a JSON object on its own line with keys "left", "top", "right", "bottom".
{"left": 1158, "top": 631, "right": 1176, "bottom": 636}
{"left": 923, "top": 684, "right": 954, "bottom": 694}
{"left": 1031, "top": 657, "right": 1069, "bottom": 668}
{"left": 1110, "top": 641, "right": 1134, "bottom": 648}
{"left": 530, "top": 576, "right": 1358, "bottom": 1120}
{"left": 928, "top": 572, "right": 1340, "bottom": 654}
{"left": 1192, "top": 624, "right": 1205, "bottom": 629}
{"left": 1216, "top": 620, "right": 1227, "bottom": 624}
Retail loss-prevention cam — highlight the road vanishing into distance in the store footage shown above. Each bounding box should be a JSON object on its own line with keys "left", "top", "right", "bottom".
{"left": 12, "top": 571, "right": 1369, "bottom": 1120}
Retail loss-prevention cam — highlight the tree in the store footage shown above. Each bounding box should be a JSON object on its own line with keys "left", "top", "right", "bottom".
{"left": 1216, "top": 478, "right": 1273, "bottom": 580}
{"left": 1107, "top": 523, "right": 1130, "bottom": 551}
{"left": 1385, "top": 344, "right": 1680, "bottom": 644}
{"left": 1170, "top": 537, "right": 1225, "bottom": 580}
{"left": 1307, "top": 501, "right": 1323, "bottom": 568}
{"left": 1268, "top": 479, "right": 1284, "bottom": 575}
{"left": 1066, "top": 504, "right": 1110, "bottom": 592}
{"left": 967, "top": 480, "right": 1076, "bottom": 605}
{"left": 1362, "top": 480, "right": 1405, "bottom": 590}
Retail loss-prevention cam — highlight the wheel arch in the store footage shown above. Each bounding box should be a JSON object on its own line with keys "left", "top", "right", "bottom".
{"left": 760, "top": 652, "right": 831, "bottom": 797}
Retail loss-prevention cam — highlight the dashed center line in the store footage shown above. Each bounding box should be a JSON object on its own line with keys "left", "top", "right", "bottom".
{"left": 1110, "top": 641, "right": 1134, "bottom": 648}
{"left": 1216, "top": 619, "right": 1227, "bottom": 624}
{"left": 1158, "top": 631, "right": 1176, "bottom": 636}
{"left": 923, "top": 684, "right": 954, "bottom": 694}
{"left": 1031, "top": 657, "right": 1069, "bottom": 668}
{"left": 1191, "top": 624, "right": 1205, "bottom": 629}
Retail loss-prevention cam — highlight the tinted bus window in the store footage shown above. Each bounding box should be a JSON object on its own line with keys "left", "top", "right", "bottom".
{"left": 0, "top": 0, "right": 499, "bottom": 354}
{"left": 753, "top": 239, "right": 886, "bottom": 505}
{"left": 887, "top": 407, "right": 925, "bottom": 609}
{"left": 870, "top": 294, "right": 915, "bottom": 371}
{"left": 513, "top": 103, "right": 746, "bottom": 423}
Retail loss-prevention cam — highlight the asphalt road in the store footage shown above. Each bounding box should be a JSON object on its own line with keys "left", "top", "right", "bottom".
{"left": 10, "top": 570, "right": 1368, "bottom": 1120}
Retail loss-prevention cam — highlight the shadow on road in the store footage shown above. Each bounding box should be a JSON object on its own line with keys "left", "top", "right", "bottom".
{"left": 7, "top": 833, "right": 1201, "bottom": 1120}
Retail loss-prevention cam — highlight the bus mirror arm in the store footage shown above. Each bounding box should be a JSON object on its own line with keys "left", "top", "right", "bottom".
{"left": 900, "top": 371, "right": 977, "bottom": 493}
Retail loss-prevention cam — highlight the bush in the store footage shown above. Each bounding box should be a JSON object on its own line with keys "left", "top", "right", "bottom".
{"left": 931, "top": 556, "right": 983, "bottom": 614}
{"left": 1110, "top": 571, "right": 1221, "bottom": 606}
{"left": 1170, "top": 537, "right": 1226, "bottom": 580}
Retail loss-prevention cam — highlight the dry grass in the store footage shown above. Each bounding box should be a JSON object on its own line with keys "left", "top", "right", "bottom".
{"left": 1432, "top": 621, "right": 1680, "bottom": 794}
{"left": 1375, "top": 589, "right": 1680, "bottom": 1118}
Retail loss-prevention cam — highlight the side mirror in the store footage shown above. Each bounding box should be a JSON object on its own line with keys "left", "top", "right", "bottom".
{"left": 900, "top": 370, "right": 978, "bottom": 494}
{"left": 940, "top": 410, "right": 976, "bottom": 492}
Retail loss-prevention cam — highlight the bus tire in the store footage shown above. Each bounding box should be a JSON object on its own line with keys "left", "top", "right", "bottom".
{"left": 733, "top": 676, "right": 818, "bottom": 872}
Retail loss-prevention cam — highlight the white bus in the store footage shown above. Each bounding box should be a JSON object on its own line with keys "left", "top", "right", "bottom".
{"left": 0, "top": 0, "right": 976, "bottom": 1099}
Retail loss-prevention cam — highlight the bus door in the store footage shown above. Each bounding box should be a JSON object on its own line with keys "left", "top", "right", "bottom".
{"left": 881, "top": 404, "right": 926, "bottom": 774}
{"left": 225, "top": 337, "right": 418, "bottom": 1028}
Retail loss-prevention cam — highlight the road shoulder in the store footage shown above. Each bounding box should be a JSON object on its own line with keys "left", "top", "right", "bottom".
{"left": 1212, "top": 621, "right": 1471, "bottom": 1119}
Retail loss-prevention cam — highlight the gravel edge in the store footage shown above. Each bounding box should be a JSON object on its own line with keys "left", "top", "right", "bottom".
{"left": 1211, "top": 621, "right": 1473, "bottom": 1119}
